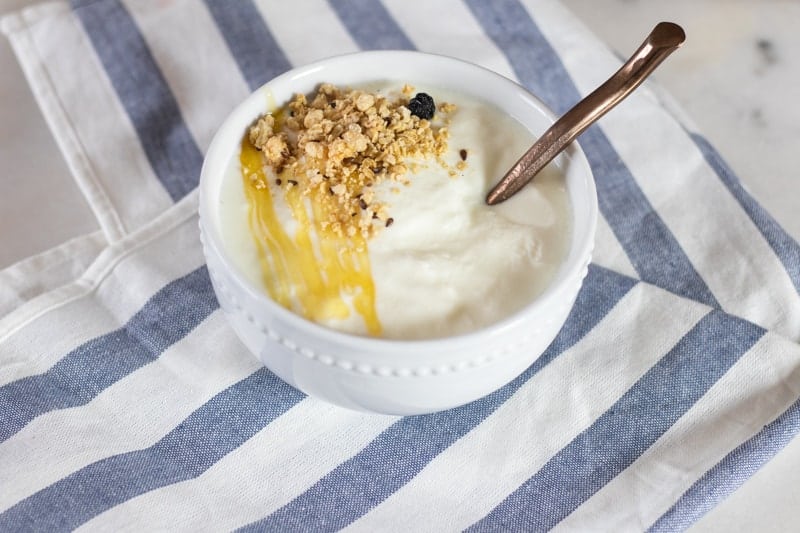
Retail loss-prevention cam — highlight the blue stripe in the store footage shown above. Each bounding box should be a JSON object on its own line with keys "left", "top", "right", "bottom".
{"left": 465, "top": 0, "right": 720, "bottom": 309}
{"left": 467, "top": 310, "right": 765, "bottom": 532}
{"left": 328, "top": 0, "right": 414, "bottom": 50}
{"left": 0, "top": 368, "right": 304, "bottom": 531}
{"left": 0, "top": 266, "right": 216, "bottom": 443}
{"left": 239, "top": 265, "right": 637, "bottom": 531}
{"left": 1, "top": 262, "right": 634, "bottom": 531}
{"left": 71, "top": 0, "right": 203, "bottom": 201}
{"left": 203, "top": 0, "right": 292, "bottom": 91}
{"left": 650, "top": 385, "right": 800, "bottom": 531}
{"left": 690, "top": 133, "right": 800, "bottom": 295}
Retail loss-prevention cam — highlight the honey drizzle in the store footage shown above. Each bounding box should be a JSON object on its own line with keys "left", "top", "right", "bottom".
{"left": 240, "top": 136, "right": 381, "bottom": 335}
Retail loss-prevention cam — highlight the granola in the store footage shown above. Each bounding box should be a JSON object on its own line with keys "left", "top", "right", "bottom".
{"left": 248, "top": 83, "right": 455, "bottom": 238}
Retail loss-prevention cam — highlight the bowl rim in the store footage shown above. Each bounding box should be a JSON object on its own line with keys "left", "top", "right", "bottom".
{"left": 199, "top": 50, "right": 597, "bottom": 350}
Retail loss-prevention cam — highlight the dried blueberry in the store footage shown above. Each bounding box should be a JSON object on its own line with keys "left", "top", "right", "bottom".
{"left": 407, "top": 92, "right": 435, "bottom": 120}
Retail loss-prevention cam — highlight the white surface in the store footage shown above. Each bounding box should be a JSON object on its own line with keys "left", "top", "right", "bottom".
{"left": 1, "top": 0, "right": 798, "bottom": 528}
{"left": 0, "top": 0, "right": 97, "bottom": 268}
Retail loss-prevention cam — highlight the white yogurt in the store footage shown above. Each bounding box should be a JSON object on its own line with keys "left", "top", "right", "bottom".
{"left": 218, "top": 84, "right": 571, "bottom": 339}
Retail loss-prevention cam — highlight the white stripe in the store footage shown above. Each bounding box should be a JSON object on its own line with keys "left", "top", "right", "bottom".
{"left": 80, "top": 401, "right": 397, "bottom": 531}
{"left": 0, "top": 195, "right": 202, "bottom": 385}
{"left": 0, "top": 231, "right": 106, "bottom": 318}
{"left": 524, "top": 0, "right": 800, "bottom": 338}
{"left": 124, "top": 0, "right": 251, "bottom": 152}
{"left": 0, "top": 311, "right": 258, "bottom": 513}
{"left": 345, "top": 283, "right": 707, "bottom": 532}
{"left": 383, "top": 0, "right": 516, "bottom": 80}
{"left": 5, "top": 2, "right": 171, "bottom": 236}
{"left": 556, "top": 332, "right": 800, "bottom": 532}
{"left": 254, "top": 0, "right": 359, "bottom": 65}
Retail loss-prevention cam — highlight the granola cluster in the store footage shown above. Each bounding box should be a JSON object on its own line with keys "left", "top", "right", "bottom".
{"left": 247, "top": 83, "right": 455, "bottom": 238}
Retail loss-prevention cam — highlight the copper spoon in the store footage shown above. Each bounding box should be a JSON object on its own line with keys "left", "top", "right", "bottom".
{"left": 486, "top": 22, "right": 685, "bottom": 205}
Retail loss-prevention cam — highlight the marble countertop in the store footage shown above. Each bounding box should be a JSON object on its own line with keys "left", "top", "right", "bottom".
{"left": 0, "top": 1, "right": 100, "bottom": 267}
{"left": 1, "top": 0, "right": 798, "bottom": 529}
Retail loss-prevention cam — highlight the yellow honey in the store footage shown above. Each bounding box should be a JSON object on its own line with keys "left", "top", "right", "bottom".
{"left": 239, "top": 136, "right": 381, "bottom": 336}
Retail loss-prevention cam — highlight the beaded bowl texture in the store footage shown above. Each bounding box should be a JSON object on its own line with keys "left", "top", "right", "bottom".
{"left": 199, "top": 51, "right": 597, "bottom": 415}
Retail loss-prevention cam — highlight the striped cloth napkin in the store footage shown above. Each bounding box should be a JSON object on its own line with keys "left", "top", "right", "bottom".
{"left": 2, "top": 0, "right": 799, "bottom": 530}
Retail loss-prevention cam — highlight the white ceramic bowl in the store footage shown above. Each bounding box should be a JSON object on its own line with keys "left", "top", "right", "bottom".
{"left": 199, "top": 51, "right": 597, "bottom": 415}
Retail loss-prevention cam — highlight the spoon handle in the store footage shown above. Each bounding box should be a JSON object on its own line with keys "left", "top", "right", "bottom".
{"left": 486, "top": 22, "right": 685, "bottom": 205}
